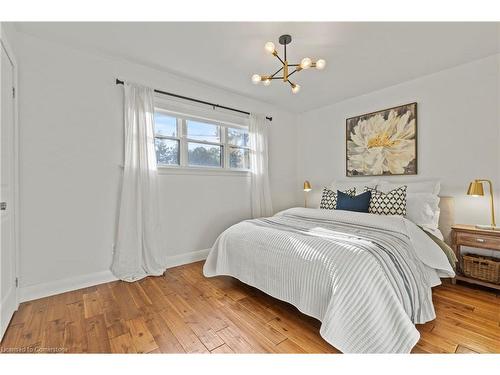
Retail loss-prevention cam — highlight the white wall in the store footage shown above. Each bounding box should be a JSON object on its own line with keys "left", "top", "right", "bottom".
{"left": 297, "top": 55, "right": 500, "bottom": 226}
{"left": 11, "top": 31, "right": 298, "bottom": 291}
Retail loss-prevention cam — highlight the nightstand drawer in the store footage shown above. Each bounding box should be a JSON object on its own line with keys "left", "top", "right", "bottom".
{"left": 456, "top": 232, "right": 500, "bottom": 250}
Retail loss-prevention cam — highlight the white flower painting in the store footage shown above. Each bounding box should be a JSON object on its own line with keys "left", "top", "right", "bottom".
{"left": 346, "top": 103, "right": 417, "bottom": 176}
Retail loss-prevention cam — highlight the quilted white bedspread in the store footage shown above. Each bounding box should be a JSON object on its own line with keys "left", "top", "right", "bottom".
{"left": 203, "top": 208, "right": 454, "bottom": 353}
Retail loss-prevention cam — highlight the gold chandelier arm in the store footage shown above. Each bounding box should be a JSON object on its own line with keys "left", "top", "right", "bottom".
{"left": 287, "top": 68, "right": 301, "bottom": 78}
{"left": 272, "top": 51, "right": 285, "bottom": 65}
{"left": 269, "top": 66, "right": 283, "bottom": 78}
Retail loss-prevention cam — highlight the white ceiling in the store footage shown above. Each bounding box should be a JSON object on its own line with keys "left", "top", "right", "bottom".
{"left": 13, "top": 22, "right": 500, "bottom": 113}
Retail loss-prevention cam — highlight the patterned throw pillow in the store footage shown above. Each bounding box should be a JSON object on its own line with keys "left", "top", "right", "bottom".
{"left": 364, "top": 186, "right": 407, "bottom": 216}
{"left": 320, "top": 187, "right": 356, "bottom": 210}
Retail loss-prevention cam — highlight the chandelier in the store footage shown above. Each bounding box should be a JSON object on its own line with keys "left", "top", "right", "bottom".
{"left": 251, "top": 34, "right": 326, "bottom": 94}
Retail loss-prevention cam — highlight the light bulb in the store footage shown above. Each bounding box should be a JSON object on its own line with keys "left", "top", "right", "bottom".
{"left": 263, "top": 79, "right": 271, "bottom": 86}
{"left": 300, "top": 57, "right": 312, "bottom": 69}
{"left": 291, "top": 84, "right": 300, "bottom": 94}
{"left": 315, "top": 59, "right": 326, "bottom": 70}
{"left": 251, "top": 74, "right": 262, "bottom": 84}
{"left": 264, "top": 41, "right": 275, "bottom": 54}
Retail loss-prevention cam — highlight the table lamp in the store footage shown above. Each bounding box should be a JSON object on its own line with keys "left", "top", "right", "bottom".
{"left": 467, "top": 179, "right": 499, "bottom": 230}
{"left": 303, "top": 180, "right": 312, "bottom": 208}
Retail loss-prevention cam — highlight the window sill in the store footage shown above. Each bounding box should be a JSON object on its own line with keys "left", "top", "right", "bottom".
{"left": 157, "top": 166, "right": 251, "bottom": 177}
{"left": 118, "top": 164, "right": 251, "bottom": 177}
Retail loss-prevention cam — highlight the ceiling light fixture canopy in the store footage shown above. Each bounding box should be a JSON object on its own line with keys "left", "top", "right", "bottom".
{"left": 251, "top": 34, "right": 326, "bottom": 94}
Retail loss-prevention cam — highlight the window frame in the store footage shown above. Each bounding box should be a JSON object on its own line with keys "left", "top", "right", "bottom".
{"left": 153, "top": 107, "right": 251, "bottom": 175}
{"left": 153, "top": 109, "right": 181, "bottom": 166}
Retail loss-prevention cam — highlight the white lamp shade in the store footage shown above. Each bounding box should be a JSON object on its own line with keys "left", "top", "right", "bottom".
{"left": 300, "top": 57, "right": 312, "bottom": 69}
{"left": 315, "top": 59, "right": 326, "bottom": 70}
{"left": 264, "top": 42, "right": 276, "bottom": 54}
{"left": 251, "top": 74, "right": 262, "bottom": 84}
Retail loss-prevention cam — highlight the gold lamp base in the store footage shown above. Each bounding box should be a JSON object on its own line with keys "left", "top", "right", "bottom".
{"left": 475, "top": 224, "right": 500, "bottom": 231}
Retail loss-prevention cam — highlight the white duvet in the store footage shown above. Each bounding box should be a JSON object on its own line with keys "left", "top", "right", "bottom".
{"left": 203, "top": 208, "right": 454, "bottom": 353}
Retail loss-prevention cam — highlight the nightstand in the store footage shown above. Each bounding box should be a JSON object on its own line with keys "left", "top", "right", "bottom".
{"left": 451, "top": 224, "right": 500, "bottom": 290}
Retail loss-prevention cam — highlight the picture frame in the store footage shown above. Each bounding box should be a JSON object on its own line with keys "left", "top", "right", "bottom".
{"left": 346, "top": 102, "right": 417, "bottom": 177}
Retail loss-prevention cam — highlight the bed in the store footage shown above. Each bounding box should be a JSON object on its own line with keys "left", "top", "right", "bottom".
{"left": 203, "top": 198, "right": 455, "bottom": 353}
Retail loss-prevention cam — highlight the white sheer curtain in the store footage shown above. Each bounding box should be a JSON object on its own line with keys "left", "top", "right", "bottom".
{"left": 249, "top": 113, "right": 273, "bottom": 218}
{"left": 111, "top": 82, "right": 165, "bottom": 282}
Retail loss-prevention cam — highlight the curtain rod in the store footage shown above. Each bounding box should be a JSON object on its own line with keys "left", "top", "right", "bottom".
{"left": 115, "top": 79, "right": 272, "bottom": 122}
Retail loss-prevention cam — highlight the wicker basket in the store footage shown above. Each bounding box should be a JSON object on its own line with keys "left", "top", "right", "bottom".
{"left": 462, "top": 254, "right": 500, "bottom": 284}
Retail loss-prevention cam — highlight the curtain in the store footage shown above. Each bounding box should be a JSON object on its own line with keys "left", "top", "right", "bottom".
{"left": 111, "top": 82, "right": 165, "bottom": 282}
{"left": 249, "top": 113, "right": 273, "bottom": 218}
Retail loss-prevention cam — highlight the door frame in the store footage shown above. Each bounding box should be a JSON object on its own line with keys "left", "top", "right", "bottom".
{"left": 0, "top": 26, "right": 20, "bottom": 336}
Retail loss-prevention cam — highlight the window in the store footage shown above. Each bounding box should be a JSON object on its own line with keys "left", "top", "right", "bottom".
{"left": 154, "top": 112, "right": 180, "bottom": 166}
{"left": 153, "top": 109, "right": 250, "bottom": 171}
{"left": 227, "top": 127, "right": 250, "bottom": 169}
{"left": 186, "top": 120, "right": 222, "bottom": 167}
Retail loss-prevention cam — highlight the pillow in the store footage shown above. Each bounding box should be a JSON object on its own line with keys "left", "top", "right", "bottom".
{"left": 378, "top": 180, "right": 441, "bottom": 227}
{"left": 377, "top": 179, "right": 440, "bottom": 195}
{"left": 319, "top": 187, "right": 356, "bottom": 210}
{"left": 365, "top": 186, "right": 407, "bottom": 216}
{"left": 336, "top": 190, "right": 372, "bottom": 213}
{"left": 329, "top": 179, "right": 378, "bottom": 193}
{"left": 406, "top": 193, "right": 440, "bottom": 230}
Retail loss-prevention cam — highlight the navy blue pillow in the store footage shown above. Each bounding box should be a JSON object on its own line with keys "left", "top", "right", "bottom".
{"left": 336, "top": 190, "right": 372, "bottom": 213}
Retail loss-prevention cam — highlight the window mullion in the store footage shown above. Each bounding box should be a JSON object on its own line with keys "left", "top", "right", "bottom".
{"left": 154, "top": 135, "right": 179, "bottom": 141}
{"left": 222, "top": 125, "right": 228, "bottom": 169}
{"left": 180, "top": 118, "right": 187, "bottom": 167}
{"left": 184, "top": 139, "right": 223, "bottom": 147}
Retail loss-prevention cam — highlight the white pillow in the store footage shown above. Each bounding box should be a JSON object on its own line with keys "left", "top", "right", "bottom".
{"left": 379, "top": 180, "right": 441, "bottom": 231}
{"left": 405, "top": 192, "right": 440, "bottom": 230}
{"left": 378, "top": 179, "right": 440, "bottom": 195}
{"left": 329, "top": 179, "right": 378, "bottom": 193}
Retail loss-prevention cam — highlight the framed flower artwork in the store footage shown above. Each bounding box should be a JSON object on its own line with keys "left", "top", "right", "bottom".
{"left": 346, "top": 102, "right": 417, "bottom": 177}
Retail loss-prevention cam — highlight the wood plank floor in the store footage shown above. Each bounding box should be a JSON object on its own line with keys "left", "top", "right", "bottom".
{"left": 1, "top": 261, "right": 499, "bottom": 354}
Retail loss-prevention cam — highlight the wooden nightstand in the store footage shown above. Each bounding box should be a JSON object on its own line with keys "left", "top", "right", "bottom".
{"left": 451, "top": 224, "right": 500, "bottom": 290}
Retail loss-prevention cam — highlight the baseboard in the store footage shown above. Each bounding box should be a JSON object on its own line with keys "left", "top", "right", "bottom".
{"left": 0, "top": 286, "right": 18, "bottom": 340}
{"left": 19, "top": 270, "right": 118, "bottom": 303}
{"left": 19, "top": 248, "right": 210, "bottom": 303}
{"left": 165, "top": 248, "right": 210, "bottom": 268}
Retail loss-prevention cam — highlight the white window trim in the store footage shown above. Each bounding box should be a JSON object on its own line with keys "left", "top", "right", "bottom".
{"left": 154, "top": 105, "right": 251, "bottom": 175}
{"left": 118, "top": 164, "right": 250, "bottom": 177}
{"left": 157, "top": 166, "right": 250, "bottom": 177}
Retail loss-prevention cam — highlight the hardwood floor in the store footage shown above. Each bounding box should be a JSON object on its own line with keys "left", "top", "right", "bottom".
{"left": 1, "top": 261, "right": 499, "bottom": 354}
